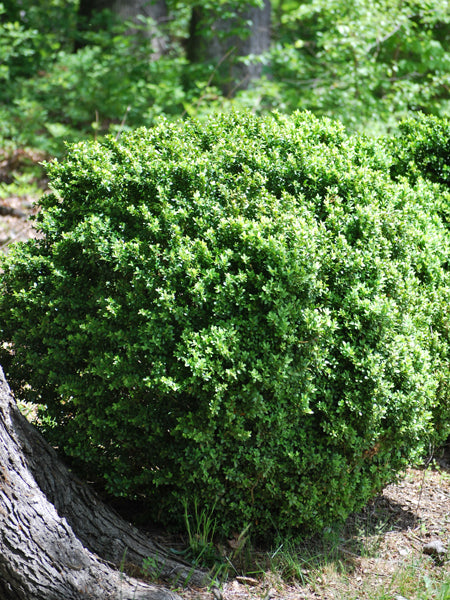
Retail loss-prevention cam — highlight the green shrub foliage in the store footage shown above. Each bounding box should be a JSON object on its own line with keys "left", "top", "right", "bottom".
{"left": 389, "top": 113, "right": 450, "bottom": 188}
{"left": 1, "top": 111, "right": 449, "bottom": 538}
{"left": 386, "top": 113, "right": 450, "bottom": 247}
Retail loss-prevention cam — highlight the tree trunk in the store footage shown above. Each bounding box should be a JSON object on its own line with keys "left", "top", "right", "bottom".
{"left": 187, "top": 1, "right": 271, "bottom": 94}
{"left": 0, "top": 366, "right": 209, "bottom": 600}
{"left": 77, "top": 0, "right": 168, "bottom": 56}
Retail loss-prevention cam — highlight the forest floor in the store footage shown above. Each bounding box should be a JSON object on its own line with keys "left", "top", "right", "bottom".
{"left": 1, "top": 182, "right": 449, "bottom": 600}
{"left": 177, "top": 463, "right": 450, "bottom": 600}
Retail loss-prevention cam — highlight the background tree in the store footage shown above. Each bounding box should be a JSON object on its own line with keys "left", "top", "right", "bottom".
{"left": 77, "top": 0, "right": 169, "bottom": 55}
{"left": 1, "top": 0, "right": 449, "bottom": 156}
{"left": 186, "top": 0, "right": 271, "bottom": 94}
{"left": 267, "top": 0, "right": 450, "bottom": 133}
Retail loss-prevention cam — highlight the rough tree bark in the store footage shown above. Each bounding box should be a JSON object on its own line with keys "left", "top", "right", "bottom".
{"left": 77, "top": 0, "right": 168, "bottom": 56}
{"left": 187, "top": 1, "right": 271, "bottom": 94}
{"left": 0, "top": 366, "right": 209, "bottom": 600}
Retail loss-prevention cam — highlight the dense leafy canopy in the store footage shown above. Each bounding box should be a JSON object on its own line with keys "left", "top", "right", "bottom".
{"left": 1, "top": 111, "right": 449, "bottom": 538}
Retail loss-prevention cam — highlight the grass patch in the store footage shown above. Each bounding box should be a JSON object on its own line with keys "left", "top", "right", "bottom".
{"left": 167, "top": 465, "right": 450, "bottom": 600}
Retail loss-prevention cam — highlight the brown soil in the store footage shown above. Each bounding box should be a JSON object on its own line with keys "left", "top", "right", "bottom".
{"left": 0, "top": 149, "right": 47, "bottom": 253}
{"left": 0, "top": 195, "right": 40, "bottom": 251}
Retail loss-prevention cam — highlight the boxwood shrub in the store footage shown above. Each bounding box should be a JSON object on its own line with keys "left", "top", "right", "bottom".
{"left": 1, "top": 111, "right": 449, "bottom": 539}
{"left": 388, "top": 113, "right": 450, "bottom": 188}
{"left": 386, "top": 113, "right": 450, "bottom": 234}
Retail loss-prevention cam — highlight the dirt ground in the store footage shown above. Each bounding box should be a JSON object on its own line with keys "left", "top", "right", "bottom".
{"left": 0, "top": 196, "right": 38, "bottom": 251}
{"left": 179, "top": 460, "right": 450, "bottom": 600}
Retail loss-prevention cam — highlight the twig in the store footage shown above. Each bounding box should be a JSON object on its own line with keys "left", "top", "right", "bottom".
{"left": 415, "top": 451, "right": 434, "bottom": 516}
{"left": 115, "top": 106, "right": 131, "bottom": 141}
